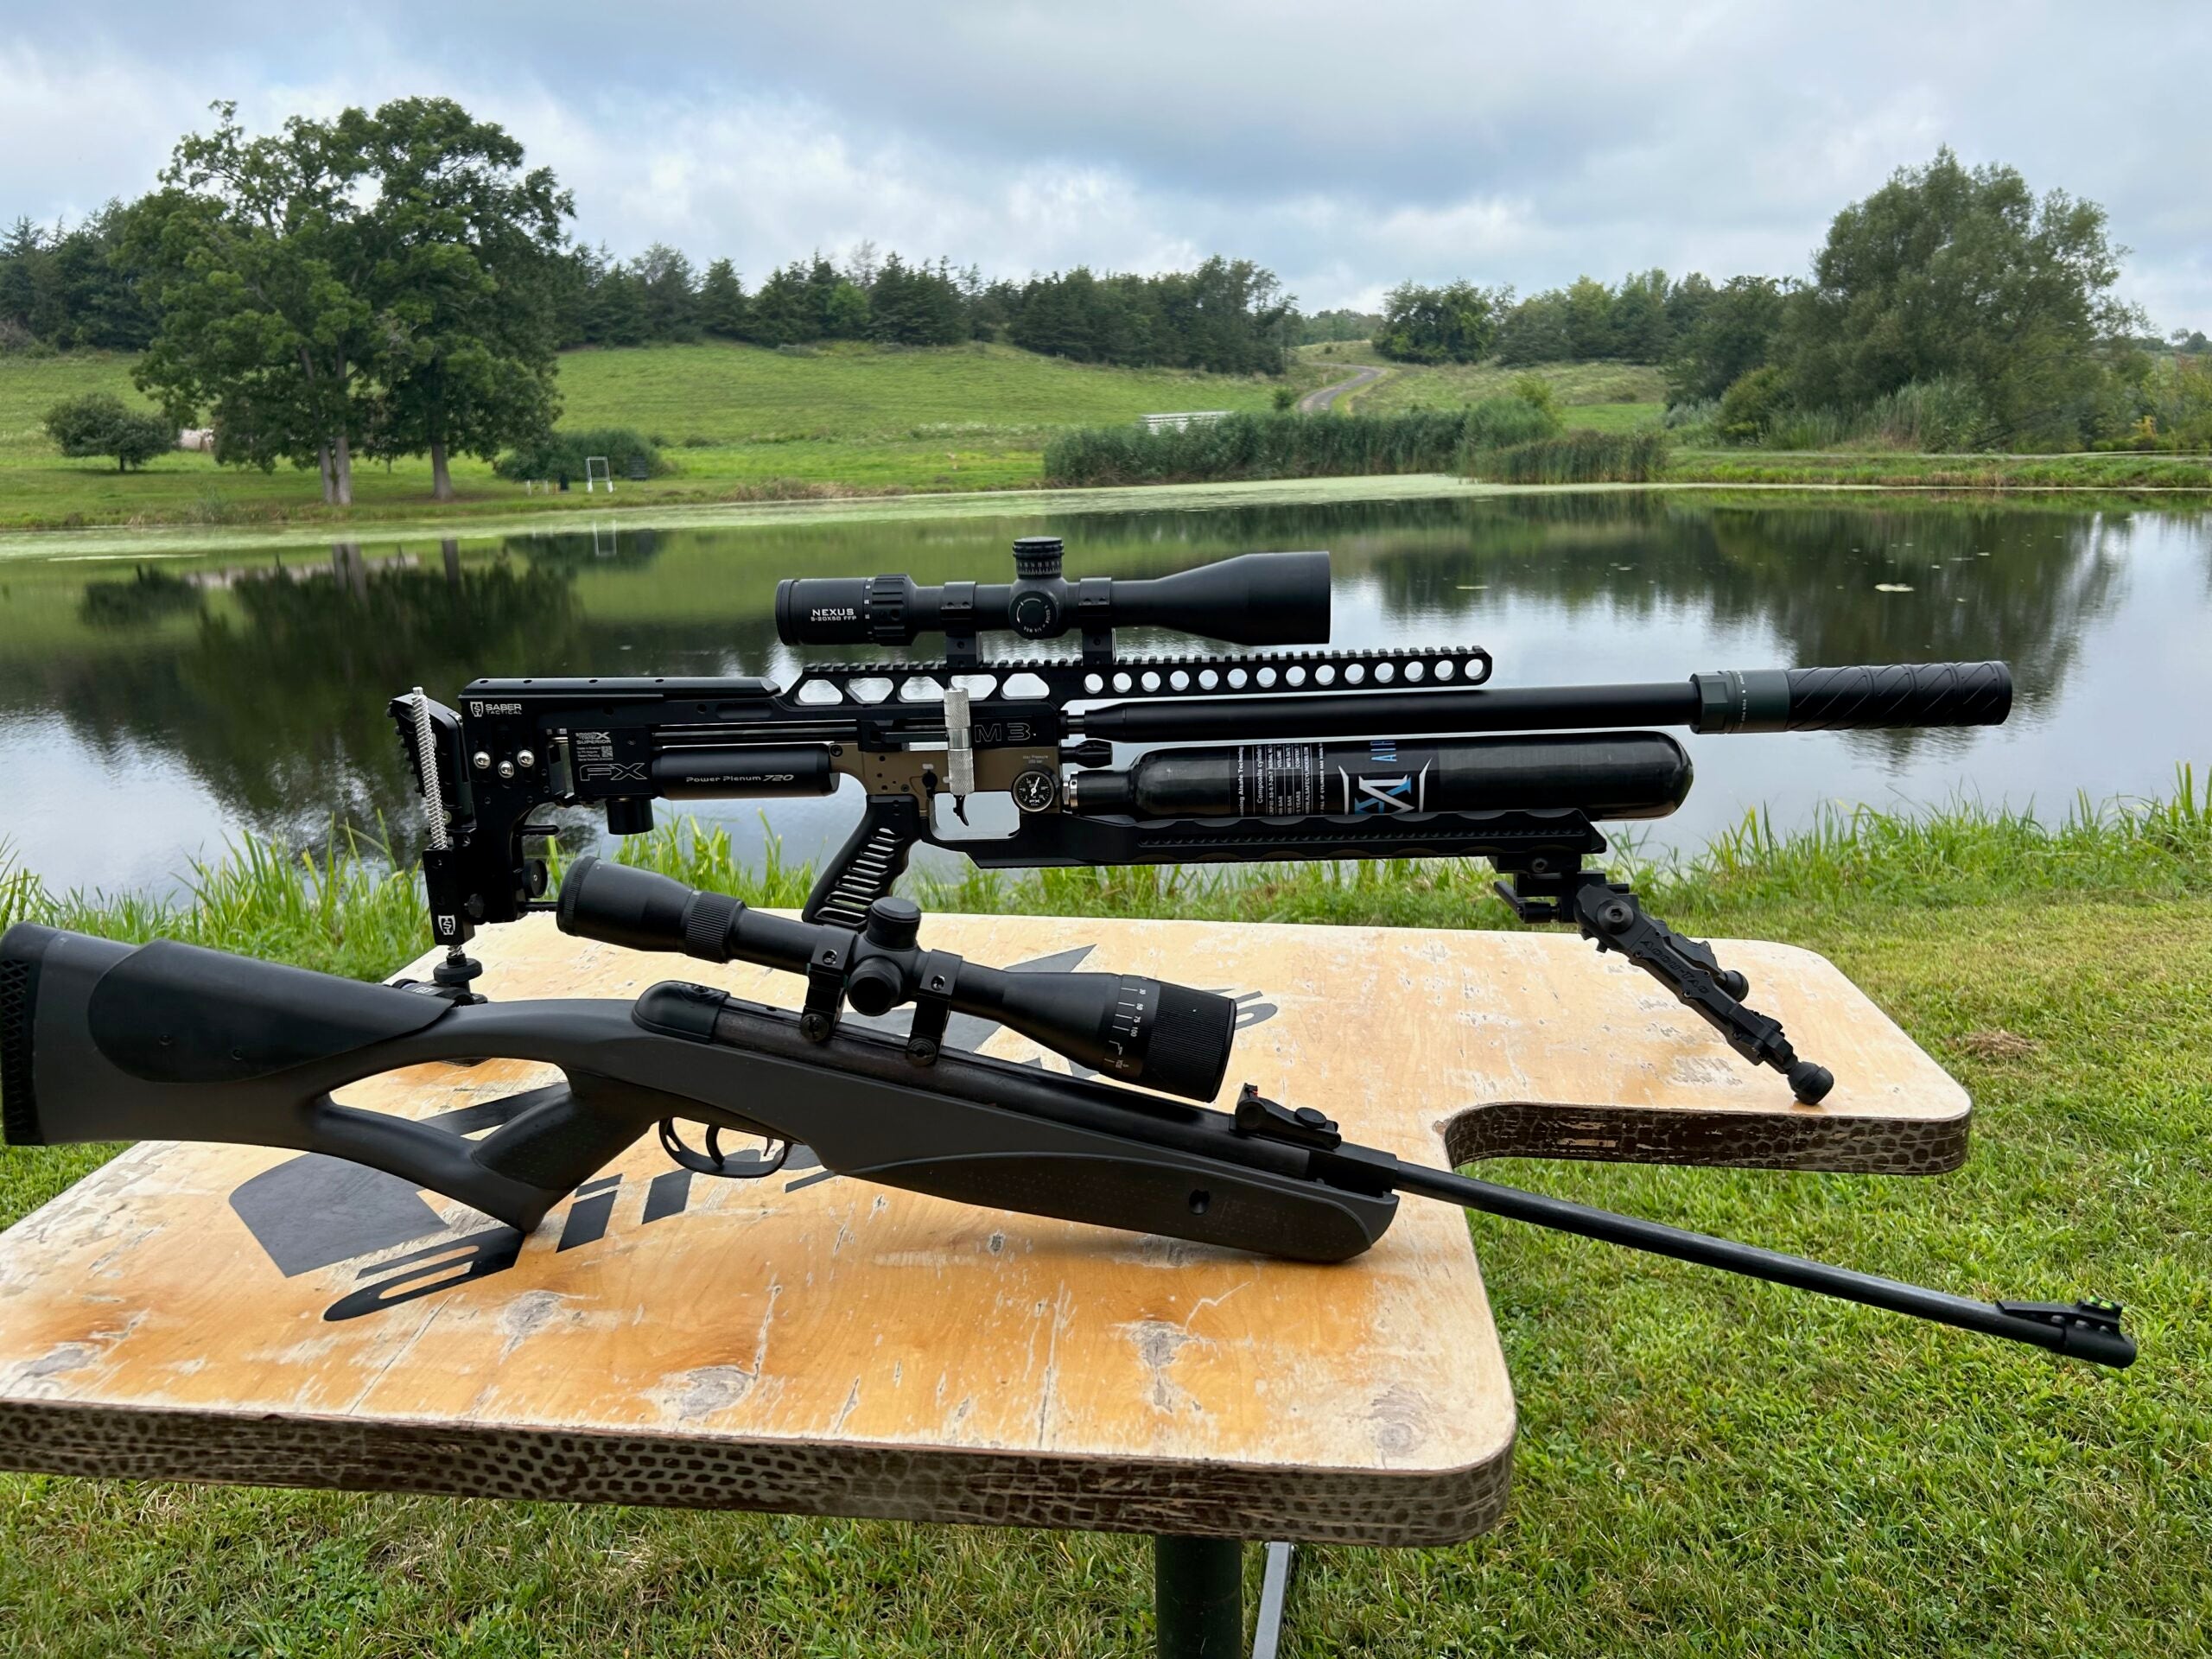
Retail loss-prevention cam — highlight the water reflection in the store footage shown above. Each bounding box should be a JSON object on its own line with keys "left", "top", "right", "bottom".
{"left": 3, "top": 492, "right": 2201, "bottom": 893}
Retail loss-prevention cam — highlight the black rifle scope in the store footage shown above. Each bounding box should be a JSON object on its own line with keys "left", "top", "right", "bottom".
{"left": 556, "top": 856, "right": 1236, "bottom": 1101}
{"left": 774, "top": 539, "right": 1332, "bottom": 649}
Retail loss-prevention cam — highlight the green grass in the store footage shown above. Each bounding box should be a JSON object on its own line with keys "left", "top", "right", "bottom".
{"left": 1466, "top": 428, "right": 1672, "bottom": 484}
{"left": 1341, "top": 353, "right": 1669, "bottom": 416}
{"left": 11, "top": 345, "right": 2205, "bottom": 531}
{"left": 1664, "top": 448, "right": 2212, "bottom": 489}
{"left": 3, "top": 779, "right": 2209, "bottom": 1654}
{"left": 1043, "top": 402, "right": 1554, "bottom": 486}
{"left": 0, "top": 343, "right": 1322, "bottom": 530}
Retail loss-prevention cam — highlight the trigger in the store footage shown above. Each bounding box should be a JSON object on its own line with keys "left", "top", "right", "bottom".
{"left": 953, "top": 797, "right": 969, "bottom": 825}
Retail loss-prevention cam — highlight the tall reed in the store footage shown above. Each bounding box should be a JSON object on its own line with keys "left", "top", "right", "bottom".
{"left": 1464, "top": 428, "right": 1672, "bottom": 483}
{"left": 1043, "top": 397, "right": 1558, "bottom": 486}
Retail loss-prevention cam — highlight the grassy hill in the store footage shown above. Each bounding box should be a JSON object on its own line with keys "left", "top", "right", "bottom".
{"left": 1298, "top": 340, "right": 1669, "bottom": 433}
{"left": 0, "top": 341, "right": 1320, "bottom": 530}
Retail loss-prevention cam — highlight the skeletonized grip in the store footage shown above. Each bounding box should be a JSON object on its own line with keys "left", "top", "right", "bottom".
{"left": 1693, "top": 664, "right": 2012, "bottom": 733}
{"left": 804, "top": 796, "right": 923, "bottom": 927}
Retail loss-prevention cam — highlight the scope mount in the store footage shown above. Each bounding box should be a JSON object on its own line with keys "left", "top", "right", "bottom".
{"left": 948, "top": 538, "right": 1101, "bottom": 668}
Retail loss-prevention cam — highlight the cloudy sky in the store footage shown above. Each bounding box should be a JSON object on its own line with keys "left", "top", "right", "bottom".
{"left": 3, "top": 2, "right": 2206, "bottom": 327}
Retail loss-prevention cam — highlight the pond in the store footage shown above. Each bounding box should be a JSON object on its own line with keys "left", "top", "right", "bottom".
{"left": 1, "top": 490, "right": 2205, "bottom": 897}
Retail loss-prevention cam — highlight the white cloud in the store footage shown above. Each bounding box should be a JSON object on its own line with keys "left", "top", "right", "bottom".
{"left": 1, "top": 3, "right": 2208, "bottom": 324}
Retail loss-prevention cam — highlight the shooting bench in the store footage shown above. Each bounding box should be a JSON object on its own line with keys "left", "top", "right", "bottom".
{"left": 0, "top": 912, "right": 1967, "bottom": 1656}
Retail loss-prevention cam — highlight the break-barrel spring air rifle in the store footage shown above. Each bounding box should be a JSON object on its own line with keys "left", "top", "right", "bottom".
{"left": 389, "top": 538, "right": 2013, "bottom": 1105}
{"left": 0, "top": 861, "right": 2134, "bottom": 1369}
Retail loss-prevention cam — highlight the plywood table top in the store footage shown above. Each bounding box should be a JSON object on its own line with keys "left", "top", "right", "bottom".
{"left": 0, "top": 913, "right": 1967, "bottom": 1546}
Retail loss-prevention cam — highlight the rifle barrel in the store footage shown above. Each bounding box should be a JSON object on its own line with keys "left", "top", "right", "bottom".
{"left": 1074, "top": 664, "right": 2012, "bottom": 744}
{"left": 1387, "top": 1158, "right": 2134, "bottom": 1367}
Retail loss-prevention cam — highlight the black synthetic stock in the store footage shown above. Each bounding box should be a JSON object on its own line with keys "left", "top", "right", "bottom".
{"left": 0, "top": 923, "right": 54, "bottom": 1144}
{"left": 0, "top": 923, "right": 594, "bottom": 1227}
{"left": 2, "top": 921, "right": 2133, "bottom": 1357}
{"left": 0, "top": 922, "right": 1386, "bottom": 1256}
{"left": 86, "top": 938, "right": 448, "bottom": 1084}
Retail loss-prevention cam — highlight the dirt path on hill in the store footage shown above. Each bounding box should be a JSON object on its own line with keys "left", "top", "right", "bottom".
{"left": 1298, "top": 364, "right": 1386, "bottom": 412}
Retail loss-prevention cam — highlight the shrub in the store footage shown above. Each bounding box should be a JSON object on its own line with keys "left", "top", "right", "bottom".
{"left": 1042, "top": 399, "right": 1557, "bottom": 486}
{"left": 1509, "top": 374, "right": 1560, "bottom": 419}
{"left": 1718, "top": 365, "right": 1789, "bottom": 442}
{"left": 1460, "top": 393, "right": 1562, "bottom": 452}
{"left": 0, "top": 317, "right": 54, "bottom": 358}
{"left": 1465, "top": 429, "right": 1673, "bottom": 484}
{"left": 1272, "top": 385, "right": 1297, "bottom": 410}
{"left": 42, "top": 392, "right": 173, "bottom": 472}
{"left": 494, "top": 426, "right": 670, "bottom": 482}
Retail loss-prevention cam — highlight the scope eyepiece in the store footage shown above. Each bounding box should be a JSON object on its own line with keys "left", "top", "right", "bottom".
{"left": 774, "top": 541, "right": 1331, "bottom": 652}
{"left": 556, "top": 856, "right": 1235, "bottom": 1101}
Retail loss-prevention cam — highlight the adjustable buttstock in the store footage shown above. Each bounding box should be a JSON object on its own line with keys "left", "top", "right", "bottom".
{"left": 0, "top": 924, "right": 651, "bottom": 1232}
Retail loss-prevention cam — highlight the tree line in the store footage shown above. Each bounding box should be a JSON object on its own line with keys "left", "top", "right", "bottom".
{"left": 10, "top": 114, "right": 2204, "bottom": 474}
{"left": 554, "top": 242, "right": 1295, "bottom": 373}
{"left": 0, "top": 100, "right": 1300, "bottom": 497}
{"left": 1374, "top": 150, "right": 2202, "bottom": 451}
{"left": 3, "top": 186, "right": 1295, "bottom": 380}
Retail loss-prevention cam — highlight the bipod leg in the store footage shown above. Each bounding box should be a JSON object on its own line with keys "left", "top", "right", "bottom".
{"left": 1576, "top": 876, "right": 1833, "bottom": 1103}
{"left": 1496, "top": 866, "right": 1833, "bottom": 1103}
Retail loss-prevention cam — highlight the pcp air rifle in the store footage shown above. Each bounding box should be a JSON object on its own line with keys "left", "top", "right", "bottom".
{"left": 0, "top": 858, "right": 2133, "bottom": 1369}
{"left": 389, "top": 537, "right": 2013, "bottom": 1104}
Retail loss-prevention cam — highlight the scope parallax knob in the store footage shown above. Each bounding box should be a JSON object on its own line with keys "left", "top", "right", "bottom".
{"left": 864, "top": 895, "right": 922, "bottom": 951}
{"left": 1012, "top": 536, "right": 1064, "bottom": 578}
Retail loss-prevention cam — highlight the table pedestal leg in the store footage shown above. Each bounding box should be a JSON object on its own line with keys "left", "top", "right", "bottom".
{"left": 1251, "top": 1541, "right": 1295, "bottom": 1659}
{"left": 1154, "top": 1534, "right": 1243, "bottom": 1657}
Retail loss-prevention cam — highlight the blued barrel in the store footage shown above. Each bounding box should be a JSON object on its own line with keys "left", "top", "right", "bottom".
{"left": 1068, "top": 732, "right": 1693, "bottom": 821}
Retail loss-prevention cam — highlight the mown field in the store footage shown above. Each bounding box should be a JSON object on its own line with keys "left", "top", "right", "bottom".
{"left": 0, "top": 343, "right": 1323, "bottom": 530}
{"left": 8, "top": 342, "right": 2211, "bottom": 533}
{"left": 1310, "top": 346, "right": 1668, "bottom": 420}
{"left": 2, "top": 786, "right": 2207, "bottom": 1656}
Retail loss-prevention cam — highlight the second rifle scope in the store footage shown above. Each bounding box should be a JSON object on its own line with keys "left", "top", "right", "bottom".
{"left": 775, "top": 538, "right": 1332, "bottom": 649}
{"left": 556, "top": 855, "right": 1236, "bottom": 1101}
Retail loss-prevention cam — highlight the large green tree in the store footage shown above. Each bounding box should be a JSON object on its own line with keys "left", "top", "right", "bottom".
{"left": 1374, "top": 280, "right": 1506, "bottom": 365}
{"left": 868, "top": 253, "right": 964, "bottom": 346}
{"left": 43, "top": 391, "right": 173, "bottom": 471}
{"left": 129, "top": 105, "right": 375, "bottom": 503}
{"left": 1667, "top": 275, "right": 1789, "bottom": 404}
{"left": 130, "top": 99, "right": 569, "bottom": 504}
{"left": 697, "top": 258, "right": 749, "bottom": 338}
{"left": 1777, "top": 148, "right": 2139, "bottom": 446}
{"left": 344, "top": 98, "right": 570, "bottom": 500}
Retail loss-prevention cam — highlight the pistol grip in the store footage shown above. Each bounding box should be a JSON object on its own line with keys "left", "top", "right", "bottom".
{"left": 804, "top": 795, "right": 923, "bottom": 926}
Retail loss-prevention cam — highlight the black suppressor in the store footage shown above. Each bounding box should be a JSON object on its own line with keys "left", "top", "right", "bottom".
{"left": 1067, "top": 733, "right": 1694, "bottom": 821}
{"left": 556, "top": 856, "right": 1235, "bottom": 1101}
{"left": 775, "top": 538, "right": 1331, "bottom": 649}
{"left": 1074, "top": 662, "right": 2014, "bottom": 744}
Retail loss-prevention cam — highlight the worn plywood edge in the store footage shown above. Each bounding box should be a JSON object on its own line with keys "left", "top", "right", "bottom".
{"left": 1440, "top": 1097, "right": 1970, "bottom": 1175}
{"left": 0, "top": 1396, "right": 1514, "bottom": 1548}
